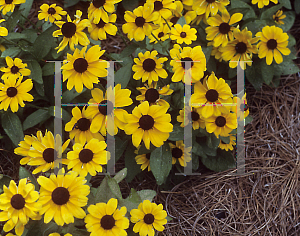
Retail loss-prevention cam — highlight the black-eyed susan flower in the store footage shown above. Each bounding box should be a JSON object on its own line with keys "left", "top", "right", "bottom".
{"left": 208, "top": 41, "right": 223, "bottom": 62}
{"left": 61, "top": 45, "right": 107, "bottom": 93}
{"left": 177, "top": 106, "right": 206, "bottom": 130}
{"left": 206, "top": 11, "right": 243, "bottom": 47}
{"left": 232, "top": 93, "right": 249, "bottom": 121}
{"left": 135, "top": 152, "right": 151, "bottom": 171}
{"left": 170, "top": 24, "right": 197, "bottom": 45}
{"left": 27, "top": 131, "right": 70, "bottom": 174}
{"left": 0, "top": 179, "right": 41, "bottom": 236}
{"left": 0, "top": 78, "right": 33, "bottom": 113}
{"left": 220, "top": 28, "right": 259, "bottom": 69}
{"left": 252, "top": 0, "right": 278, "bottom": 8}
{"left": 169, "top": 140, "right": 192, "bottom": 167}
{"left": 167, "top": 1, "right": 183, "bottom": 26}
{"left": 37, "top": 170, "right": 90, "bottom": 226}
{"left": 148, "top": 24, "right": 170, "bottom": 44}
{"left": 67, "top": 138, "right": 109, "bottom": 177}
{"left": 192, "top": 0, "right": 229, "bottom": 19}
{"left": 122, "top": 3, "right": 159, "bottom": 41}
{"left": 147, "top": 0, "right": 177, "bottom": 23}
{"left": 170, "top": 44, "right": 206, "bottom": 83}
{"left": 0, "top": 19, "right": 8, "bottom": 36}
{"left": 0, "top": 0, "right": 25, "bottom": 15}
{"left": 88, "top": 0, "right": 121, "bottom": 24}
{"left": 0, "top": 57, "right": 31, "bottom": 81}
{"left": 132, "top": 50, "right": 168, "bottom": 85}
{"left": 38, "top": 3, "right": 67, "bottom": 23}
{"left": 65, "top": 106, "right": 104, "bottom": 144}
{"left": 88, "top": 14, "right": 117, "bottom": 40}
{"left": 49, "top": 233, "right": 72, "bottom": 236}
{"left": 218, "top": 133, "right": 236, "bottom": 151}
{"left": 84, "top": 85, "right": 132, "bottom": 136}
{"left": 85, "top": 198, "right": 129, "bottom": 236}
{"left": 256, "top": 25, "right": 290, "bottom": 65}
{"left": 53, "top": 10, "right": 91, "bottom": 53}
{"left": 136, "top": 82, "right": 173, "bottom": 108}
{"left": 124, "top": 101, "right": 173, "bottom": 149}
{"left": 130, "top": 200, "right": 167, "bottom": 236}
{"left": 273, "top": 10, "right": 285, "bottom": 25}
{"left": 204, "top": 111, "right": 237, "bottom": 138}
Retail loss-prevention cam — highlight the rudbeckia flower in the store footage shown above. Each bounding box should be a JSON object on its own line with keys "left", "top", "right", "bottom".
{"left": 135, "top": 152, "right": 151, "bottom": 171}
{"left": 0, "top": 57, "right": 31, "bottom": 81}
{"left": 147, "top": 0, "right": 177, "bottom": 23}
{"left": 252, "top": 0, "right": 278, "bottom": 8}
{"left": 38, "top": 3, "right": 67, "bottom": 23}
{"left": 148, "top": 24, "right": 170, "bottom": 44}
{"left": 273, "top": 10, "right": 285, "bottom": 25}
{"left": 218, "top": 133, "right": 236, "bottom": 151}
{"left": 49, "top": 233, "right": 72, "bottom": 236}
{"left": 124, "top": 101, "right": 173, "bottom": 149}
{"left": 130, "top": 200, "right": 167, "bottom": 236}
{"left": 177, "top": 106, "right": 206, "bottom": 130}
{"left": 0, "top": 19, "right": 8, "bottom": 36}
{"left": 88, "top": 14, "right": 118, "bottom": 40}
{"left": 256, "top": 25, "right": 290, "bottom": 65}
{"left": 0, "top": 77, "right": 33, "bottom": 113}
{"left": 88, "top": 0, "right": 121, "bottom": 24}
{"left": 192, "top": 0, "right": 230, "bottom": 19}
{"left": 169, "top": 140, "right": 192, "bottom": 167}
{"left": 0, "top": 0, "right": 25, "bottom": 15}
{"left": 232, "top": 93, "right": 249, "bottom": 121}
{"left": 170, "top": 24, "right": 197, "bottom": 45}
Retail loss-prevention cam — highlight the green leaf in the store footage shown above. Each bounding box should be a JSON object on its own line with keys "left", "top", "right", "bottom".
{"left": 260, "top": 4, "right": 283, "bottom": 20}
{"left": 113, "top": 168, "right": 127, "bottom": 183}
{"left": 48, "top": 106, "right": 72, "bottom": 122}
{"left": 137, "top": 190, "right": 156, "bottom": 202}
{"left": 64, "top": 0, "right": 80, "bottom": 8}
{"left": 18, "top": 0, "right": 34, "bottom": 25}
{"left": 153, "top": 40, "right": 170, "bottom": 56}
{"left": 241, "top": 20, "right": 267, "bottom": 35}
{"left": 114, "top": 62, "right": 133, "bottom": 89}
{"left": 245, "top": 62, "right": 263, "bottom": 90}
{"left": 120, "top": 44, "right": 139, "bottom": 58}
{"left": 19, "top": 166, "right": 39, "bottom": 191}
{"left": 94, "top": 176, "right": 115, "bottom": 203}
{"left": 33, "top": 25, "right": 56, "bottom": 60}
{"left": 201, "top": 149, "right": 236, "bottom": 172}
{"left": 107, "top": 176, "right": 123, "bottom": 200}
{"left": 228, "top": 7, "right": 252, "bottom": 15}
{"left": 220, "top": 136, "right": 230, "bottom": 144}
{"left": 42, "top": 63, "right": 54, "bottom": 76}
{"left": 192, "top": 142, "right": 207, "bottom": 158}
{"left": 279, "top": 0, "right": 292, "bottom": 9}
{"left": 61, "top": 88, "right": 87, "bottom": 103}
{"left": 202, "top": 45, "right": 212, "bottom": 62}
{"left": 5, "top": 9, "right": 22, "bottom": 32}
{"left": 228, "top": 67, "right": 237, "bottom": 78}
{"left": 176, "top": 16, "right": 186, "bottom": 27}
{"left": 192, "top": 153, "right": 199, "bottom": 170}
{"left": 27, "top": 60, "right": 43, "bottom": 84}
{"left": 245, "top": 115, "right": 253, "bottom": 125}
{"left": 287, "top": 33, "right": 296, "bottom": 48}
{"left": 0, "top": 174, "right": 12, "bottom": 193}
{"left": 149, "top": 142, "right": 172, "bottom": 185}
{"left": 122, "top": 0, "right": 139, "bottom": 10}
{"left": 201, "top": 143, "right": 217, "bottom": 156}
{"left": 115, "top": 137, "right": 128, "bottom": 162}
{"left": 278, "top": 11, "right": 295, "bottom": 31}
{"left": 168, "top": 124, "right": 184, "bottom": 141}
{"left": 1, "top": 111, "right": 24, "bottom": 147}
{"left": 125, "top": 144, "right": 142, "bottom": 182}
{"left": 119, "top": 188, "right": 142, "bottom": 214}
{"left": 5, "top": 32, "right": 28, "bottom": 40}
{"left": 228, "top": 0, "right": 256, "bottom": 20}
{"left": 295, "top": 0, "right": 300, "bottom": 14}
{"left": 260, "top": 61, "right": 274, "bottom": 85}
{"left": 21, "top": 29, "right": 38, "bottom": 43}
{"left": 1, "top": 47, "right": 21, "bottom": 58}
{"left": 207, "top": 133, "right": 219, "bottom": 149}
{"left": 33, "top": 81, "right": 45, "bottom": 97}
{"left": 23, "top": 109, "right": 51, "bottom": 130}
{"left": 273, "top": 60, "right": 300, "bottom": 76}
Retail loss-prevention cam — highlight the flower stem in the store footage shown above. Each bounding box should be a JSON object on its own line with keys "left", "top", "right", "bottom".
{"left": 20, "top": 14, "right": 43, "bottom": 33}
{"left": 117, "top": 29, "right": 129, "bottom": 47}
{"left": 150, "top": 32, "right": 171, "bottom": 57}
{"left": 162, "top": 16, "right": 172, "bottom": 30}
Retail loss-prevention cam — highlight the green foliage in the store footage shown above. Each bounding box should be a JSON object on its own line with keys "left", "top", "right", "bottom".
{"left": 168, "top": 124, "right": 184, "bottom": 141}
{"left": 228, "top": 0, "right": 256, "bottom": 20}
{"left": 27, "top": 60, "right": 43, "bottom": 84}
{"left": 19, "top": 166, "right": 39, "bottom": 191}
{"left": 176, "top": 16, "right": 186, "bottom": 27}
{"left": 1, "top": 111, "right": 24, "bottom": 146}
{"left": 125, "top": 144, "right": 142, "bottom": 182}
{"left": 0, "top": 174, "right": 11, "bottom": 194}
{"left": 23, "top": 109, "right": 51, "bottom": 130}
{"left": 201, "top": 149, "right": 236, "bottom": 172}
{"left": 115, "top": 62, "right": 133, "bottom": 89}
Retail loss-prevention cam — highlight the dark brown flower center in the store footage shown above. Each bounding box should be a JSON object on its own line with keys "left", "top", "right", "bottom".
{"left": 274, "top": 16, "right": 279, "bottom": 22}
{"left": 240, "top": 103, "right": 248, "bottom": 111}
{"left": 170, "top": 16, "right": 179, "bottom": 25}
{"left": 11, "top": 194, "right": 25, "bottom": 210}
{"left": 51, "top": 187, "right": 70, "bottom": 205}
{"left": 191, "top": 111, "right": 200, "bottom": 121}
{"left": 11, "top": 65, "right": 19, "bottom": 74}
{"left": 6, "top": 87, "right": 17, "bottom": 97}
{"left": 93, "top": 0, "right": 106, "bottom": 8}
{"left": 145, "top": 153, "right": 151, "bottom": 160}
{"left": 142, "top": 58, "right": 156, "bottom": 72}
{"left": 145, "top": 88, "right": 159, "bottom": 103}
{"left": 205, "top": 89, "right": 219, "bottom": 102}
{"left": 48, "top": 7, "right": 56, "bottom": 15}
{"left": 73, "top": 58, "right": 88, "bottom": 73}
{"left": 158, "top": 32, "right": 164, "bottom": 38}
{"left": 154, "top": 1, "right": 163, "bottom": 11}
{"left": 172, "top": 147, "right": 183, "bottom": 159}
{"left": 139, "top": 115, "right": 154, "bottom": 130}
{"left": 5, "top": 0, "right": 13, "bottom": 4}
{"left": 219, "top": 22, "right": 230, "bottom": 34}
{"left": 79, "top": 149, "right": 94, "bottom": 163}
{"left": 96, "top": 19, "right": 106, "bottom": 28}
{"left": 181, "top": 57, "right": 194, "bottom": 69}
{"left": 180, "top": 32, "right": 187, "bottom": 38}
{"left": 98, "top": 100, "right": 113, "bottom": 116}
{"left": 100, "top": 215, "right": 115, "bottom": 229}
{"left": 43, "top": 148, "right": 57, "bottom": 163}
{"left": 215, "top": 116, "right": 226, "bottom": 127}
{"left": 267, "top": 39, "right": 277, "bottom": 50}
{"left": 144, "top": 213, "right": 155, "bottom": 224}
{"left": 61, "top": 22, "right": 76, "bottom": 38}
{"left": 135, "top": 17, "right": 145, "bottom": 27}
{"left": 235, "top": 42, "right": 247, "bottom": 54}
{"left": 221, "top": 140, "right": 226, "bottom": 144}
{"left": 76, "top": 118, "right": 91, "bottom": 131}
{"left": 206, "top": 0, "right": 215, "bottom": 3}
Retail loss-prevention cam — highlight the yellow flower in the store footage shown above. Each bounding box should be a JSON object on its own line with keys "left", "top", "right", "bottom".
{"left": 273, "top": 10, "right": 285, "bottom": 25}
{"left": 88, "top": 14, "right": 118, "bottom": 40}
{"left": 49, "top": 233, "right": 72, "bottom": 236}
{"left": 135, "top": 152, "right": 151, "bottom": 171}
{"left": 0, "top": 57, "right": 31, "bottom": 81}
{"left": 0, "top": 19, "right": 8, "bottom": 36}
{"left": 169, "top": 140, "right": 192, "bottom": 167}
{"left": 208, "top": 41, "right": 223, "bottom": 62}
{"left": 148, "top": 24, "right": 170, "bottom": 44}
{"left": 218, "top": 133, "right": 236, "bottom": 151}
{"left": 252, "top": 0, "right": 278, "bottom": 8}
{"left": 0, "top": 0, "right": 26, "bottom": 15}
{"left": 147, "top": 0, "right": 177, "bottom": 24}
{"left": 177, "top": 106, "right": 206, "bottom": 130}
{"left": 192, "top": 0, "right": 229, "bottom": 19}
{"left": 38, "top": 3, "right": 67, "bottom": 23}
{"left": 88, "top": 0, "right": 121, "bottom": 24}
{"left": 232, "top": 93, "right": 249, "bottom": 121}
{"left": 170, "top": 24, "right": 197, "bottom": 45}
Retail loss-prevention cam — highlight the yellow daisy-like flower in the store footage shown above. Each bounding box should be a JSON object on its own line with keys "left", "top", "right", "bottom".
{"left": 0, "top": 44, "right": 6, "bottom": 51}
{"left": 147, "top": 0, "right": 177, "bottom": 23}
{"left": 122, "top": 3, "right": 159, "bottom": 41}
{"left": 232, "top": 93, "right": 249, "bottom": 121}
{"left": 0, "top": 179, "right": 41, "bottom": 236}
{"left": 252, "top": 0, "right": 278, "bottom": 8}
{"left": 38, "top": 3, "right": 67, "bottom": 23}
{"left": 61, "top": 45, "right": 108, "bottom": 93}
{"left": 0, "top": 57, "right": 31, "bottom": 81}
{"left": 220, "top": 28, "right": 259, "bottom": 69}
{"left": 88, "top": 14, "right": 118, "bottom": 40}
{"left": 88, "top": 0, "right": 121, "bottom": 24}
{"left": 0, "top": 0, "right": 25, "bottom": 15}
{"left": 218, "top": 133, "right": 236, "bottom": 151}
{"left": 49, "top": 233, "right": 72, "bottom": 236}
{"left": 84, "top": 85, "right": 133, "bottom": 136}
{"left": 85, "top": 198, "right": 129, "bottom": 236}
{"left": 1, "top": 233, "right": 16, "bottom": 236}
{"left": 170, "top": 24, "right": 197, "bottom": 45}
{"left": 204, "top": 111, "right": 237, "bottom": 138}
{"left": 256, "top": 25, "right": 290, "bottom": 65}
{"left": 169, "top": 140, "right": 192, "bottom": 167}
{"left": 192, "top": 0, "right": 230, "bottom": 19}
{"left": 37, "top": 170, "right": 90, "bottom": 226}
{"left": 208, "top": 41, "right": 223, "bottom": 62}
{"left": 130, "top": 200, "right": 167, "bottom": 236}
{"left": 0, "top": 77, "right": 33, "bottom": 113}
{"left": 177, "top": 106, "right": 206, "bottom": 130}
{"left": 53, "top": 10, "right": 91, "bottom": 53}
{"left": 0, "top": 19, "right": 8, "bottom": 36}
{"left": 136, "top": 82, "right": 173, "bottom": 108}
{"left": 27, "top": 131, "right": 70, "bottom": 174}
{"left": 273, "top": 10, "right": 285, "bottom": 25}
{"left": 67, "top": 138, "right": 110, "bottom": 177}
{"left": 191, "top": 72, "right": 233, "bottom": 119}
{"left": 148, "top": 24, "right": 170, "bottom": 44}
{"left": 167, "top": 1, "right": 183, "bottom": 26}
{"left": 132, "top": 50, "right": 168, "bottom": 85}
{"left": 135, "top": 152, "right": 151, "bottom": 171}
{"left": 65, "top": 106, "right": 104, "bottom": 144}
{"left": 170, "top": 44, "right": 206, "bottom": 83}
{"left": 206, "top": 11, "right": 243, "bottom": 47}
{"left": 14, "top": 130, "right": 44, "bottom": 165}
{"left": 124, "top": 101, "right": 173, "bottom": 149}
